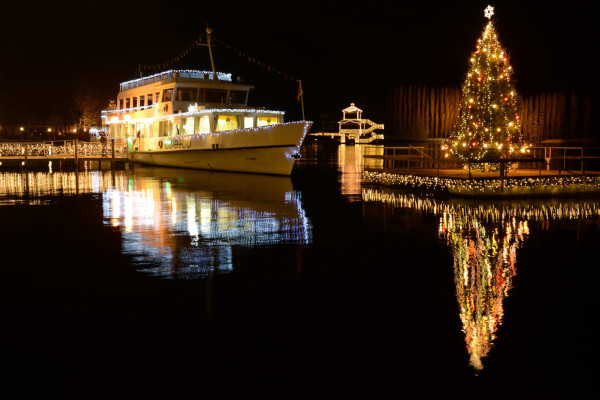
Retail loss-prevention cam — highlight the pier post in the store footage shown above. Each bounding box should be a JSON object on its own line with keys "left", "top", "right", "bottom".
{"left": 74, "top": 139, "right": 79, "bottom": 170}
{"left": 111, "top": 139, "right": 115, "bottom": 169}
{"left": 499, "top": 161, "right": 505, "bottom": 192}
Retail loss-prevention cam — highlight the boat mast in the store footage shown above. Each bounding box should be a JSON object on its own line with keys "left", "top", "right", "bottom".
{"left": 206, "top": 25, "right": 218, "bottom": 81}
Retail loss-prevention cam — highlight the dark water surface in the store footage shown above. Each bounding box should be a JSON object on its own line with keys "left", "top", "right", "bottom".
{"left": 1, "top": 143, "right": 597, "bottom": 398}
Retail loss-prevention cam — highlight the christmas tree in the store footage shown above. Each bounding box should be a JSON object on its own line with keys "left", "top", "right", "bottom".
{"left": 446, "top": 5, "right": 529, "bottom": 167}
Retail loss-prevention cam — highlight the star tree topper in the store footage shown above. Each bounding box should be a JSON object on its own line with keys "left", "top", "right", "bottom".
{"left": 484, "top": 5, "right": 494, "bottom": 19}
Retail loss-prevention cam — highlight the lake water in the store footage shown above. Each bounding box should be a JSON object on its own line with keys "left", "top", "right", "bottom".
{"left": 1, "top": 143, "right": 597, "bottom": 398}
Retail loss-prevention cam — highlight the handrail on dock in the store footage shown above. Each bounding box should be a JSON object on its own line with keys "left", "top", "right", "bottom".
{"left": 0, "top": 139, "right": 128, "bottom": 169}
{"left": 362, "top": 143, "right": 600, "bottom": 178}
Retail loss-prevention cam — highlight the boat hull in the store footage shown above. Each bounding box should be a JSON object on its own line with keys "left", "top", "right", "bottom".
{"left": 130, "top": 121, "right": 311, "bottom": 176}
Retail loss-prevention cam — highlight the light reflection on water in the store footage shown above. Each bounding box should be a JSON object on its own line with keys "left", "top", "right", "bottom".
{"left": 0, "top": 167, "right": 312, "bottom": 279}
{"left": 103, "top": 166, "right": 312, "bottom": 279}
{"left": 363, "top": 187, "right": 600, "bottom": 372}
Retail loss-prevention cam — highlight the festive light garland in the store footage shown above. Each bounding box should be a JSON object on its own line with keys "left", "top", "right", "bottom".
{"left": 138, "top": 32, "right": 302, "bottom": 84}
{"left": 446, "top": 5, "right": 528, "bottom": 167}
{"left": 363, "top": 170, "right": 600, "bottom": 196}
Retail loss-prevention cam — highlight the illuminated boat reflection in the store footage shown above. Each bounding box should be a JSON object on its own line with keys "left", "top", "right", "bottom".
{"left": 362, "top": 187, "right": 600, "bottom": 371}
{"left": 103, "top": 166, "right": 312, "bottom": 278}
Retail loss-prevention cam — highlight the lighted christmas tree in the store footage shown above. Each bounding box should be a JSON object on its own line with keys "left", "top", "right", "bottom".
{"left": 446, "top": 5, "right": 529, "bottom": 166}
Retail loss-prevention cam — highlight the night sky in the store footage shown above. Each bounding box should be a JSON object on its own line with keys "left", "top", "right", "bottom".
{"left": 1, "top": 1, "right": 597, "bottom": 129}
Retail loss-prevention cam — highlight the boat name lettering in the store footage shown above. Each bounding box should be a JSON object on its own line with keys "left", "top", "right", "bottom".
{"left": 165, "top": 137, "right": 192, "bottom": 150}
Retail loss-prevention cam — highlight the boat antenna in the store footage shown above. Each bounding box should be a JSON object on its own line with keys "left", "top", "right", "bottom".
{"left": 206, "top": 25, "right": 218, "bottom": 81}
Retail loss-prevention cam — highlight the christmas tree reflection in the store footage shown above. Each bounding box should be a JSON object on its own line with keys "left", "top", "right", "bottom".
{"left": 438, "top": 210, "right": 528, "bottom": 370}
{"left": 362, "top": 187, "right": 600, "bottom": 371}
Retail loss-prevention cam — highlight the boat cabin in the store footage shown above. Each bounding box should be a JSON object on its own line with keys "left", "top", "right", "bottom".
{"left": 103, "top": 69, "right": 284, "bottom": 140}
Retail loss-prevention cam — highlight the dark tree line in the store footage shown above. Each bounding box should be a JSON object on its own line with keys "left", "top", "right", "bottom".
{"left": 388, "top": 85, "right": 597, "bottom": 144}
{"left": 0, "top": 62, "right": 109, "bottom": 140}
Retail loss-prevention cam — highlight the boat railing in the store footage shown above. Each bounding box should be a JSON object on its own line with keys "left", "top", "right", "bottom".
{"left": 119, "top": 69, "right": 232, "bottom": 91}
{"left": 102, "top": 104, "right": 156, "bottom": 117}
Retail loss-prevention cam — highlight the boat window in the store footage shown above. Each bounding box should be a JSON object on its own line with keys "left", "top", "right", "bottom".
{"left": 159, "top": 120, "right": 169, "bottom": 137}
{"left": 171, "top": 120, "right": 181, "bottom": 136}
{"left": 197, "top": 115, "right": 211, "bottom": 134}
{"left": 216, "top": 115, "right": 239, "bottom": 131}
{"left": 139, "top": 95, "right": 145, "bottom": 107}
{"left": 182, "top": 118, "right": 194, "bottom": 135}
{"left": 176, "top": 87, "right": 197, "bottom": 102}
{"left": 132, "top": 97, "right": 138, "bottom": 108}
{"left": 244, "top": 116, "right": 254, "bottom": 128}
{"left": 147, "top": 94, "right": 153, "bottom": 106}
{"left": 119, "top": 99, "right": 124, "bottom": 110}
{"left": 205, "top": 89, "right": 227, "bottom": 104}
{"left": 230, "top": 90, "right": 247, "bottom": 105}
{"left": 162, "top": 88, "right": 173, "bottom": 102}
{"left": 257, "top": 116, "right": 279, "bottom": 126}
{"left": 125, "top": 98, "right": 131, "bottom": 109}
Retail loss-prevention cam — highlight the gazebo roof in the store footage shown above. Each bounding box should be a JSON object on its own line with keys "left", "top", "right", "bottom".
{"left": 342, "top": 103, "right": 362, "bottom": 113}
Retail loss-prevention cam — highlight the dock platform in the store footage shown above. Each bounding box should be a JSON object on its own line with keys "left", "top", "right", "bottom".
{"left": 0, "top": 139, "right": 129, "bottom": 169}
{"left": 364, "top": 168, "right": 600, "bottom": 197}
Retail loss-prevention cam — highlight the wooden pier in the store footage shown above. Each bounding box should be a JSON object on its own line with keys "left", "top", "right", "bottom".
{"left": 362, "top": 144, "right": 600, "bottom": 197}
{"left": 0, "top": 139, "right": 129, "bottom": 169}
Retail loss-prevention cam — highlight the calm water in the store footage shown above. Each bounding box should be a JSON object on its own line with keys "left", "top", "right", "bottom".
{"left": 1, "top": 143, "right": 598, "bottom": 397}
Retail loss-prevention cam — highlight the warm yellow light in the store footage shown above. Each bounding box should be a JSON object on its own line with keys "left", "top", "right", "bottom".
{"left": 47, "top": 128, "right": 52, "bottom": 132}
{"left": 110, "top": 116, "right": 119, "bottom": 123}
{"left": 19, "top": 127, "right": 24, "bottom": 131}
{"left": 124, "top": 115, "right": 131, "bottom": 121}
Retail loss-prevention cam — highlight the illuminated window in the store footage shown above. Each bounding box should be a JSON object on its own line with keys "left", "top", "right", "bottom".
{"left": 216, "top": 115, "right": 238, "bottom": 131}
{"left": 244, "top": 116, "right": 254, "bottom": 128}
{"left": 182, "top": 118, "right": 194, "bottom": 135}
{"left": 169, "top": 119, "right": 181, "bottom": 136}
{"left": 159, "top": 121, "right": 169, "bottom": 137}
{"left": 197, "top": 116, "right": 211, "bottom": 133}
{"left": 257, "top": 116, "right": 279, "bottom": 126}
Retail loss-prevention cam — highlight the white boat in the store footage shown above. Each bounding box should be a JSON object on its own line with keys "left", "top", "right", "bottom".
{"left": 102, "top": 32, "right": 311, "bottom": 176}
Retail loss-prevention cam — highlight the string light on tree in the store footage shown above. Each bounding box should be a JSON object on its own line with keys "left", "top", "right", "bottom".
{"left": 447, "top": 5, "right": 529, "bottom": 168}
